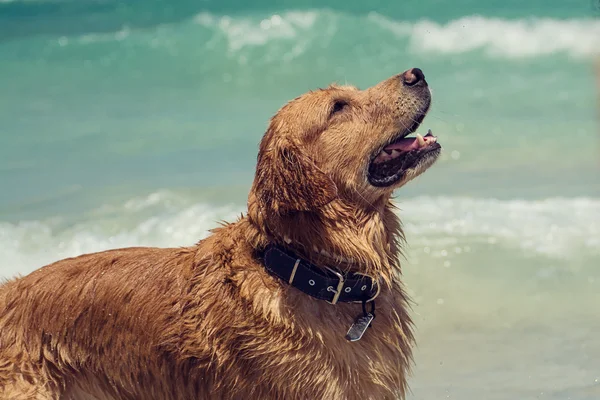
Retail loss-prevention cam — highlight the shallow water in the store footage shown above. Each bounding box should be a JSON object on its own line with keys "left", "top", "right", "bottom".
{"left": 1, "top": 0, "right": 599, "bottom": 398}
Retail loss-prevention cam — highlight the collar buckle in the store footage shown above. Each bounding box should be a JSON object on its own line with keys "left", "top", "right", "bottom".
{"left": 324, "top": 266, "right": 345, "bottom": 305}
{"left": 263, "top": 245, "right": 380, "bottom": 305}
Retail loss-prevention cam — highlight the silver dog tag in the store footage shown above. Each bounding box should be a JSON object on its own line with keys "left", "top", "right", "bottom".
{"left": 345, "top": 312, "right": 374, "bottom": 342}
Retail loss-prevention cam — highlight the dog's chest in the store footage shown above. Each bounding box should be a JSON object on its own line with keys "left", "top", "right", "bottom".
{"left": 265, "top": 305, "right": 410, "bottom": 400}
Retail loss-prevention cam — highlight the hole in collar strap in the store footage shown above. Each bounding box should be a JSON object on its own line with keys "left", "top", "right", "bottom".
{"left": 352, "top": 272, "right": 380, "bottom": 303}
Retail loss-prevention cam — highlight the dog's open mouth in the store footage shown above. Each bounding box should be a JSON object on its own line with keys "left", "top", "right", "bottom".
{"left": 367, "top": 129, "right": 441, "bottom": 187}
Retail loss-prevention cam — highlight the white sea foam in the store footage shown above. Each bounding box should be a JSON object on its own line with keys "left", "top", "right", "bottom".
{"left": 398, "top": 196, "right": 600, "bottom": 259}
{"left": 193, "top": 10, "right": 600, "bottom": 59}
{"left": 1, "top": 192, "right": 598, "bottom": 279}
{"left": 369, "top": 13, "right": 600, "bottom": 59}
{"left": 60, "top": 11, "right": 600, "bottom": 60}
{"left": 0, "top": 193, "right": 241, "bottom": 279}
{"left": 194, "top": 11, "right": 318, "bottom": 53}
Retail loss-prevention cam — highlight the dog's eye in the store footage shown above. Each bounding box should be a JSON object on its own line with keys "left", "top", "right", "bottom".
{"left": 331, "top": 101, "right": 348, "bottom": 116}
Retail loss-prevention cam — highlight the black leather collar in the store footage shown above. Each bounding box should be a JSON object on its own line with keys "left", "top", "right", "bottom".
{"left": 262, "top": 245, "right": 379, "bottom": 304}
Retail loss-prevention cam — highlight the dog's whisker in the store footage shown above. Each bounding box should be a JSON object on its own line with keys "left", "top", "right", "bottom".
{"left": 350, "top": 186, "right": 379, "bottom": 212}
{"left": 433, "top": 108, "right": 462, "bottom": 118}
{"left": 424, "top": 114, "right": 452, "bottom": 124}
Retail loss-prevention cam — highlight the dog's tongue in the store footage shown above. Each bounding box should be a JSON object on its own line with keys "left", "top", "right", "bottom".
{"left": 384, "top": 132, "right": 437, "bottom": 152}
{"left": 384, "top": 137, "right": 420, "bottom": 152}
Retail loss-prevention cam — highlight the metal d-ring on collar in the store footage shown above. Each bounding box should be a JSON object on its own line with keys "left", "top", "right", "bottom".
{"left": 350, "top": 271, "right": 381, "bottom": 304}
{"left": 262, "top": 245, "right": 380, "bottom": 305}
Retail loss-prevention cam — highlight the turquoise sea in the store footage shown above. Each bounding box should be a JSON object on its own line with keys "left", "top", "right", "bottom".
{"left": 1, "top": 0, "right": 599, "bottom": 398}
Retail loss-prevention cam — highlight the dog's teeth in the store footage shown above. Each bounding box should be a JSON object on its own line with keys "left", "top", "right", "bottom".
{"left": 391, "top": 149, "right": 401, "bottom": 158}
{"left": 426, "top": 129, "right": 433, "bottom": 137}
{"left": 416, "top": 133, "right": 425, "bottom": 147}
{"left": 284, "top": 235, "right": 292, "bottom": 244}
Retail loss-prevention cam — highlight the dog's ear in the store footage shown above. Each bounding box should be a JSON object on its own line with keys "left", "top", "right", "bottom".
{"left": 254, "top": 135, "right": 338, "bottom": 215}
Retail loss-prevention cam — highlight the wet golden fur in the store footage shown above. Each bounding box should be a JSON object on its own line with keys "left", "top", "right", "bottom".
{"left": 0, "top": 70, "right": 436, "bottom": 400}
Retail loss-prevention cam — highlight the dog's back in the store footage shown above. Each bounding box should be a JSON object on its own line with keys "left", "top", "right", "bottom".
{"left": 0, "top": 246, "right": 211, "bottom": 400}
{"left": 0, "top": 221, "right": 413, "bottom": 400}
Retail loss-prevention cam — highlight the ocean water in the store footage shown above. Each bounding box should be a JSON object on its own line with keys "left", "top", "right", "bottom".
{"left": 1, "top": 0, "right": 599, "bottom": 398}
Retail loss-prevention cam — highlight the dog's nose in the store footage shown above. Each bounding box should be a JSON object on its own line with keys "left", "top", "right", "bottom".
{"left": 402, "top": 68, "right": 425, "bottom": 87}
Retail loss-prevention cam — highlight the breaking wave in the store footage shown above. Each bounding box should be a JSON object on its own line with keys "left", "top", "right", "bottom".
{"left": 2, "top": 192, "right": 598, "bottom": 279}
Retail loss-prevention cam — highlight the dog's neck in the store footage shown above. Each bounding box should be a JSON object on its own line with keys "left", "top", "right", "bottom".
{"left": 282, "top": 237, "right": 358, "bottom": 266}
{"left": 247, "top": 196, "right": 403, "bottom": 285}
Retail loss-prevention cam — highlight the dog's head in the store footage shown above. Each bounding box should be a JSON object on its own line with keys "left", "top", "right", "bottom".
{"left": 250, "top": 68, "right": 440, "bottom": 218}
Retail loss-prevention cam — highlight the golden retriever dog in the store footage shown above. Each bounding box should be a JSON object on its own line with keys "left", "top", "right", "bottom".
{"left": 0, "top": 68, "right": 440, "bottom": 400}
